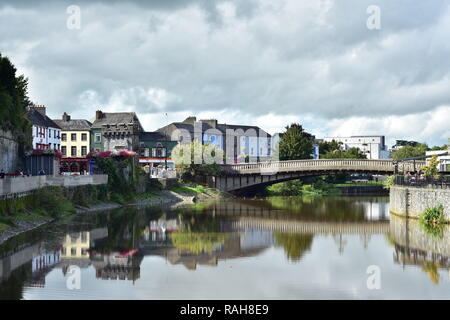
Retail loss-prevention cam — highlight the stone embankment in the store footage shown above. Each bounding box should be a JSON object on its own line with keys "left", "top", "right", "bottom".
{"left": 390, "top": 185, "right": 450, "bottom": 219}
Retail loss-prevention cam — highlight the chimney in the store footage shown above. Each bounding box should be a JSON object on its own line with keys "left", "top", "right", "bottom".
{"left": 201, "top": 119, "right": 218, "bottom": 128}
{"left": 182, "top": 116, "right": 197, "bottom": 125}
{"left": 96, "top": 110, "right": 103, "bottom": 120}
{"left": 29, "top": 104, "right": 46, "bottom": 116}
{"left": 62, "top": 112, "right": 71, "bottom": 121}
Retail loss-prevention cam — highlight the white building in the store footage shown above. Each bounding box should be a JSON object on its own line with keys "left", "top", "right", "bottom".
{"left": 27, "top": 105, "right": 61, "bottom": 150}
{"left": 323, "top": 136, "right": 390, "bottom": 159}
{"left": 425, "top": 150, "right": 450, "bottom": 172}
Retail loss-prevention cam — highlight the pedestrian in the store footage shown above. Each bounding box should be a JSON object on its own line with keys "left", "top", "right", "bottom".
{"left": 0, "top": 169, "right": 4, "bottom": 179}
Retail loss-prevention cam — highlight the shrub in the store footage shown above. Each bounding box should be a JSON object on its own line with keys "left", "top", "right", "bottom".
{"left": 419, "top": 205, "right": 446, "bottom": 238}
{"left": 28, "top": 186, "right": 75, "bottom": 218}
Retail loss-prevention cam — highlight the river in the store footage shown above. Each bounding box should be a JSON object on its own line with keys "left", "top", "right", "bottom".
{"left": 1, "top": 196, "right": 450, "bottom": 300}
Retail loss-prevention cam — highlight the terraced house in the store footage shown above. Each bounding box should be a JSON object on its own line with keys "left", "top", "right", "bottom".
{"left": 91, "top": 110, "right": 143, "bottom": 152}
{"left": 54, "top": 112, "right": 92, "bottom": 173}
{"left": 27, "top": 104, "right": 61, "bottom": 151}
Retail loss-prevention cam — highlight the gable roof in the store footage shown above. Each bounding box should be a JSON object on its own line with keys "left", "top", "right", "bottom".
{"left": 27, "top": 109, "right": 61, "bottom": 129}
{"left": 53, "top": 119, "right": 92, "bottom": 131}
{"left": 91, "top": 112, "right": 143, "bottom": 130}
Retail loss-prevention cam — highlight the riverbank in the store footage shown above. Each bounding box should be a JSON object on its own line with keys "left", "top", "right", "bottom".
{"left": 0, "top": 185, "right": 228, "bottom": 246}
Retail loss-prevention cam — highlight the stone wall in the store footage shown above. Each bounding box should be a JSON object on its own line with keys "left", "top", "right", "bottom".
{"left": 390, "top": 185, "right": 450, "bottom": 219}
{"left": 0, "top": 130, "right": 19, "bottom": 173}
{"left": 0, "top": 174, "right": 108, "bottom": 198}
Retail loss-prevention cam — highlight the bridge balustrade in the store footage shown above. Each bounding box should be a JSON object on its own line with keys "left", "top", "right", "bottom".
{"left": 221, "top": 159, "right": 424, "bottom": 175}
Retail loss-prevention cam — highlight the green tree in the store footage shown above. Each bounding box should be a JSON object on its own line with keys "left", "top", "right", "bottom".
{"left": 0, "top": 54, "right": 32, "bottom": 150}
{"left": 172, "top": 141, "right": 224, "bottom": 182}
{"left": 392, "top": 143, "right": 428, "bottom": 160}
{"left": 279, "top": 123, "right": 314, "bottom": 160}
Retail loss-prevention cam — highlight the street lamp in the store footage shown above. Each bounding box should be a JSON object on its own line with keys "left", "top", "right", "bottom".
{"left": 164, "top": 112, "right": 168, "bottom": 170}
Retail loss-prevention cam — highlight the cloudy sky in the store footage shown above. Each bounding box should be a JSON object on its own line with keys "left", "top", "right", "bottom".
{"left": 1, "top": 0, "right": 449, "bottom": 147}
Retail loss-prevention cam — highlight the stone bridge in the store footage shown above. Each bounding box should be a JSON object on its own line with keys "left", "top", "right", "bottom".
{"left": 208, "top": 159, "right": 424, "bottom": 192}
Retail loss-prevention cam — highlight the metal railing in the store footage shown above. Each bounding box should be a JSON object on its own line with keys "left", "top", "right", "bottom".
{"left": 220, "top": 159, "right": 424, "bottom": 175}
{"left": 394, "top": 175, "right": 450, "bottom": 188}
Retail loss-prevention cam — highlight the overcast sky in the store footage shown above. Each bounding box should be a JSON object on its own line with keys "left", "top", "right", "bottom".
{"left": 1, "top": 0, "right": 449, "bottom": 147}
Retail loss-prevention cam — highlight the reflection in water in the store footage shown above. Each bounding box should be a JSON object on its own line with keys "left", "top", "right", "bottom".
{"left": 1, "top": 196, "right": 450, "bottom": 299}
{"left": 273, "top": 233, "right": 313, "bottom": 262}
{"left": 390, "top": 215, "right": 450, "bottom": 285}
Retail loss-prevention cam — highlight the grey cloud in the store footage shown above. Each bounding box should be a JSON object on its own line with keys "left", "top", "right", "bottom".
{"left": 0, "top": 0, "right": 449, "bottom": 145}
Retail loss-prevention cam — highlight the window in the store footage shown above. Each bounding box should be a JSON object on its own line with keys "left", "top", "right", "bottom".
{"left": 71, "top": 146, "right": 77, "bottom": 156}
{"left": 61, "top": 146, "right": 67, "bottom": 156}
{"left": 95, "top": 133, "right": 101, "bottom": 143}
{"left": 81, "top": 146, "right": 87, "bottom": 156}
{"left": 61, "top": 133, "right": 67, "bottom": 141}
{"left": 71, "top": 248, "right": 77, "bottom": 256}
{"left": 71, "top": 133, "right": 76, "bottom": 141}
{"left": 49, "top": 130, "right": 51, "bottom": 138}
{"left": 81, "top": 133, "right": 87, "bottom": 141}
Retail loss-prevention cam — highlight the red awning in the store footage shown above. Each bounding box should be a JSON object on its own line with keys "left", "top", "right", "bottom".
{"left": 60, "top": 158, "right": 88, "bottom": 162}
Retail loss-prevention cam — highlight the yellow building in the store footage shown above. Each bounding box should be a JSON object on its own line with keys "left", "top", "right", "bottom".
{"left": 54, "top": 113, "right": 92, "bottom": 173}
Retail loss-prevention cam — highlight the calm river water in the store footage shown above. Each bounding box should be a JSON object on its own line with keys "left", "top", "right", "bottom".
{"left": 1, "top": 196, "right": 450, "bottom": 300}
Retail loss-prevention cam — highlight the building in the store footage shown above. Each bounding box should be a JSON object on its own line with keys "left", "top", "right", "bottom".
{"left": 54, "top": 112, "right": 92, "bottom": 174}
{"left": 27, "top": 105, "right": 61, "bottom": 151}
{"left": 426, "top": 150, "right": 450, "bottom": 172}
{"left": 91, "top": 110, "right": 143, "bottom": 152}
{"left": 138, "top": 131, "right": 177, "bottom": 168}
{"left": 323, "top": 135, "right": 390, "bottom": 159}
{"left": 157, "top": 117, "right": 272, "bottom": 163}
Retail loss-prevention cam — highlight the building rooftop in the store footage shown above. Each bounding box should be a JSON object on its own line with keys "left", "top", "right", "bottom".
{"left": 27, "top": 108, "right": 61, "bottom": 129}
{"left": 54, "top": 119, "right": 92, "bottom": 131}
{"left": 91, "top": 111, "right": 143, "bottom": 130}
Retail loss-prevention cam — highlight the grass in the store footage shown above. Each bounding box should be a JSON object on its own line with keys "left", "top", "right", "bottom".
{"left": 334, "top": 181, "right": 384, "bottom": 187}
{"left": 170, "top": 184, "right": 207, "bottom": 195}
{"left": 0, "top": 223, "right": 11, "bottom": 233}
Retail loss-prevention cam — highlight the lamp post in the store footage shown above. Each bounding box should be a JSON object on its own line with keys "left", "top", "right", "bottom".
{"left": 164, "top": 112, "right": 168, "bottom": 170}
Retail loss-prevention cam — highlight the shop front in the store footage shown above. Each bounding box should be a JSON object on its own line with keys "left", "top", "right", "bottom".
{"left": 60, "top": 158, "right": 90, "bottom": 175}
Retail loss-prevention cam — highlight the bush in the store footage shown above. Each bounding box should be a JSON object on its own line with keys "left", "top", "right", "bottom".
{"left": 419, "top": 205, "right": 446, "bottom": 238}
{"left": 28, "top": 186, "right": 75, "bottom": 218}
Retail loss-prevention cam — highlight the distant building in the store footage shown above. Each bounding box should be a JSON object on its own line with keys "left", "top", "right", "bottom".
{"left": 138, "top": 131, "right": 177, "bottom": 168}
{"left": 157, "top": 116, "right": 272, "bottom": 163}
{"left": 91, "top": 110, "right": 143, "bottom": 152}
{"left": 323, "top": 135, "right": 390, "bottom": 159}
{"left": 54, "top": 112, "right": 92, "bottom": 173}
{"left": 425, "top": 150, "right": 450, "bottom": 172}
{"left": 27, "top": 104, "right": 61, "bottom": 151}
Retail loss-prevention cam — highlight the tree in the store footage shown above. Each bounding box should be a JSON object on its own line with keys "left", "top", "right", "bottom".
{"left": 279, "top": 123, "right": 314, "bottom": 160}
{"left": 392, "top": 143, "right": 428, "bottom": 160}
{"left": 172, "top": 141, "right": 224, "bottom": 182}
{"left": 0, "top": 53, "right": 32, "bottom": 150}
{"left": 318, "top": 140, "right": 342, "bottom": 156}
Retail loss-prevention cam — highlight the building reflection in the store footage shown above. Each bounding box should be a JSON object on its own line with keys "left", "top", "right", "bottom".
{"left": 58, "top": 228, "right": 109, "bottom": 274}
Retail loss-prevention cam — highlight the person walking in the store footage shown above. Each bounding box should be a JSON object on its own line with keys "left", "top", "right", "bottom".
{"left": 0, "top": 169, "right": 4, "bottom": 179}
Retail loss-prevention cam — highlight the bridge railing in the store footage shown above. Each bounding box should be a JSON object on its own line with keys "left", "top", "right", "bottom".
{"left": 221, "top": 159, "right": 425, "bottom": 175}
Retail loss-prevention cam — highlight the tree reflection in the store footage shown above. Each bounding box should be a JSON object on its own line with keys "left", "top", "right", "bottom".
{"left": 274, "top": 232, "right": 313, "bottom": 262}
{"left": 171, "top": 232, "right": 228, "bottom": 254}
